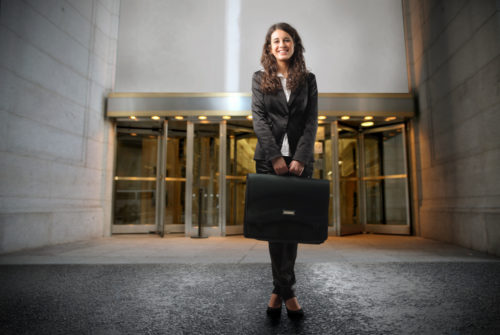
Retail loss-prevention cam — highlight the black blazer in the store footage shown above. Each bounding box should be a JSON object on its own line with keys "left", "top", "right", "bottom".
{"left": 251, "top": 70, "right": 318, "bottom": 164}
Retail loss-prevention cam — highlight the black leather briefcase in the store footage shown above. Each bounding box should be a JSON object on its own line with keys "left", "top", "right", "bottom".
{"left": 244, "top": 173, "right": 330, "bottom": 244}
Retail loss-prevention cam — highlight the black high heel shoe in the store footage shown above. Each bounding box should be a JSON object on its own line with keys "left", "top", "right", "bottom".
{"left": 286, "top": 306, "right": 304, "bottom": 318}
{"left": 285, "top": 298, "right": 304, "bottom": 319}
{"left": 266, "top": 305, "right": 282, "bottom": 317}
{"left": 266, "top": 295, "right": 282, "bottom": 317}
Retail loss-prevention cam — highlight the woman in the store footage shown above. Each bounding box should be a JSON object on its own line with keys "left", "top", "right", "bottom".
{"left": 251, "top": 22, "right": 318, "bottom": 318}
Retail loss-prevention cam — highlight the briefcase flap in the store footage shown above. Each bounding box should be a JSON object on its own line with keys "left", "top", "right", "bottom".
{"left": 244, "top": 173, "right": 330, "bottom": 244}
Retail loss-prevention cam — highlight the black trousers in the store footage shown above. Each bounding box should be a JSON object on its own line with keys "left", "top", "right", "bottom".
{"left": 255, "top": 157, "right": 313, "bottom": 301}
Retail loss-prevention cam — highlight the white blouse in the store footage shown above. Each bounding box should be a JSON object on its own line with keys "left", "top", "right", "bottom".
{"left": 277, "top": 73, "right": 291, "bottom": 157}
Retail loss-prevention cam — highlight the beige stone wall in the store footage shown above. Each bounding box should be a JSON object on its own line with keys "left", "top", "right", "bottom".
{"left": 0, "top": 0, "right": 120, "bottom": 253}
{"left": 403, "top": 0, "right": 500, "bottom": 255}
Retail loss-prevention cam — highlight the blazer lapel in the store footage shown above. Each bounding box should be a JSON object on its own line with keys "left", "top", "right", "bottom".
{"left": 287, "top": 89, "right": 297, "bottom": 107}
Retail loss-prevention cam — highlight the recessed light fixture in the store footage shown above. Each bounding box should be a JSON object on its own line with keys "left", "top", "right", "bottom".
{"left": 361, "top": 121, "right": 374, "bottom": 127}
{"left": 364, "top": 116, "right": 373, "bottom": 120}
{"left": 341, "top": 116, "right": 350, "bottom": 120}
{"left": 246, "top": 115, "right": 253, "bottom": 120}
{"left": 130, "top": 133, "right": 137, "bottom": 136}
{"left": 385, "top": 116, "right": 397, "bottom": 121}
{"left": 318, "top": 116, "right": 327, "bottom": 120}
{"left": 151, "top": 116, "right": 160, "bottom": 120}
{"left": 222, "top": 116, "right": 231, "bottom": 120}
{"left": 129, "top": 116, "right": 137, "bottom": 120}
{"left": 198, "top": 116, "right": 207, "bottom": 120}
{"left": 174, "top": 116, "right": 184, "bottom": 120}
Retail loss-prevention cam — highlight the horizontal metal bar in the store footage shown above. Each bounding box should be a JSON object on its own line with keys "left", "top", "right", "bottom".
{"left": 340, "top": 174, "right": 407, "bottom": 181}
{"left": 107, "top": 93, "right": 415, "bottom": 118}
{"left": 165, "top": 177, "right": 186, "bottom": 182}
{"left": 225, "top": 175, "right": 247, "bottom": 180}
{"left": 114, "top": 177, "right": 156, "bottom": 181}
{"left": 109, "top": 92, "right": 412, "bottom": 99}
{"left": 362, "top": 174, "right": 407, "bottom": 180}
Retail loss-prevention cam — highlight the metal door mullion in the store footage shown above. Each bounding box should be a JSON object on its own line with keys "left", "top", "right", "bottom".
{"left": 219, "top": 121, "right": 227, "bottom": 236}
{"left": 402, "top": 123, "right": 411, "bottom": 231}
{"left": 185, "top": 121, "right": 194, "bottom": 236}
{"left": 158, "top": 120, "right": 168, "bottom": 237}
{"left": 331, "top": 121, "right": 341, "bottom": 236}
{"left": 155, "top": 135, "right": 162, "bottom": 234}
{"left": 359, "top": 132, "right": 367, "bottom": 231}
{"left": 110, "top": 122, "right": 118, "bottom": 235}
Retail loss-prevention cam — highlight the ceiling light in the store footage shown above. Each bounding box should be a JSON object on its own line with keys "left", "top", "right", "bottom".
{"left": 364, "top": 116, "right": 373, "bottom": 120}
{"left": 318, "top": 115, "right": 327, "bottom": 120}
{"left": 222, "top": 116, "right": 231, "bottom": 120}
{"left": 246, "top": 115, "right": 253, "bottom": 120}
{"left": 198, "top": 116, "right": 207, "bottom": 120}
{"left": 340, "top": 116, "right": 350, "bottom": 120}
{"left": 385, "top": 116, "right": 397, "bottom": 121}
{"left": 151, "top": 116, "right": 160, "bottom": 120}
{"left": 129, "top": 116, "right": 137, "bottom": 120}
{"left": 361, "top": 121, "right": 374, "bottom": 127}
{"left": 130, "top": 133, "right": 137, "bottom": 136}
{"left": 174, "top": 116, "right": 184, "bottom": 120}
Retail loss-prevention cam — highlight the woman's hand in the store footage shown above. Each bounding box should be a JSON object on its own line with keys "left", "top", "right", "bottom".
{"left": 272, "top": 157, "right": 289, "bottom": 175}
{"left": 289, "top": 160, "right": 305, "bottom": 176}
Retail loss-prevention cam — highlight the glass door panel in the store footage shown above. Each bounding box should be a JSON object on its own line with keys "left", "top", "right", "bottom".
{"left": 165, "top": 121, "right": 187, "bottom": 233}
{"left": 192, "top": 123, "right": 220, "bottom": 236}
{"left": 362, "top": 125, "right": 410, "bottom": 234}
{"left": 226, "top": 121, "right": 256, "bottom": 235}
{"left": 338, "top": 126, "right": 363, "bottom": 235}
{"left": 113, "top": 131, "right": 158, "bottom": 233}
{"left": 313, "top": 124, "right": 334, "bottom": 231}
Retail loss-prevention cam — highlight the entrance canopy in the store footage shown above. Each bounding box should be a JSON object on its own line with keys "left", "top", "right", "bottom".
{"left": 106, "top": 92, "right": 415, "bottom": 126}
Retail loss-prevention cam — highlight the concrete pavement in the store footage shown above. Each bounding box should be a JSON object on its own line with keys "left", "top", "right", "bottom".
{"left": 0, "top": 233, "right": 497, "bottom": 264}
{"left": 1, "top": 234, "right": 499, "bottom": 334}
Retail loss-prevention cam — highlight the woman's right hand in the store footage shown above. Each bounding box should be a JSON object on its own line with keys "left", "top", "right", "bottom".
{"left": 272, "top": 157, "right": 289, "bottom": 175}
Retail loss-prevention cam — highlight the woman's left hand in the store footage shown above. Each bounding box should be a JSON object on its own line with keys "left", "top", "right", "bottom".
{"left": 289, "top": 160, "right": 305, "bottom": 176}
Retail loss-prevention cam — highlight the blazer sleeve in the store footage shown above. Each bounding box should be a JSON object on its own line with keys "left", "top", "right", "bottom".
{"left": 251, "top": 72, "right": 282, "bottom": 162}
{"left": 292, "top": 73, "right": 318, "bottom": 164}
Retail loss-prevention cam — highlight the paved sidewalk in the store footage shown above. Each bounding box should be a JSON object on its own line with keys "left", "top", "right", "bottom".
{"left": 1, "top": 234, "right": 499, "bottom": 334}
{"left": 0, "top": 234, "right": 498, "bottom": 264}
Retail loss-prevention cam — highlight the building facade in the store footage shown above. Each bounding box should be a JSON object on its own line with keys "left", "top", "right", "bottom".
{"left": 0, "top": 0, "right": 498, "bottom": 256}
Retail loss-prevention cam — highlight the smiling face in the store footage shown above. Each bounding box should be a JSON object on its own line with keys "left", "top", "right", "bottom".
{"left": 270, "top": 29, "right": 295, "bottom": 64}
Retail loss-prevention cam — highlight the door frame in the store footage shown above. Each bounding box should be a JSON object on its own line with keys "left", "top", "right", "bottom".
{"left": 333, "top": 122, "right": 411, "bottom": 235}
{"left": 112, "top": 127, "right": 162, "bottom": 234}
{"left": 361, "top": 123, "right": 410, "bottom": 234}
{"left": 184, "top": 121, "right": 223, "bottom": 237}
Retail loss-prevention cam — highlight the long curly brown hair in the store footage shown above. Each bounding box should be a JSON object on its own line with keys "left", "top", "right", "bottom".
{"left": 260, "top": 22, "right": 308, "bottom": 94}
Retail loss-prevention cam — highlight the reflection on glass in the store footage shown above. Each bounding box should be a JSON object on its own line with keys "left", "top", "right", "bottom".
{"left": 115, "top": 180, "right": 156, "bottom": 225}
{"left": 364, "top": 130, "right": 405, "bottom": 176}
{"left": 114, "top": 133, "right": 158, "bottom": 225}
{"left": 313, "top": 125, "right": 333, "bottom": 225}
{"left": 365, "top": 179, "right": 407, "bottom": 225}
{"left": 340, "top": 180, "right": 358, "bottom": 225}
{"left": 338, "top": 129, "right": 360, "bottom": 225}
{"left": 193, "top": 124, "right": 219, "bottom": 228}
{"left": 363, "top": 128, "right": 407, "bottom": 225}
{"left": 227, "top": 133, "right": 256, "bottom": 227}
{"left": 165, "top": 125, "right": 186, "bottom": 226}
